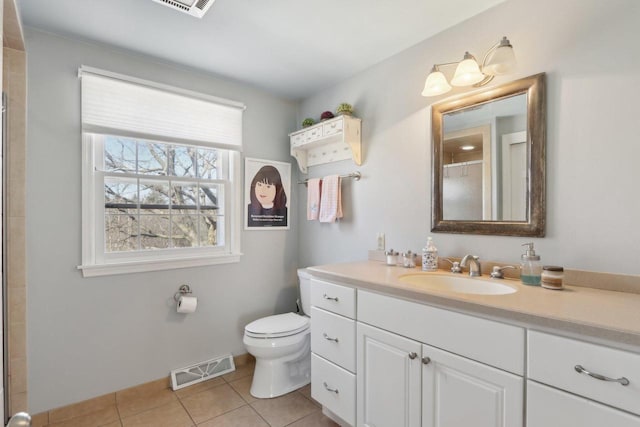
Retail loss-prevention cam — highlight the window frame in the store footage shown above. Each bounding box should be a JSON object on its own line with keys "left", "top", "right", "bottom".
{"left": 79, "top": 134, "right": 242, "bottom": 277}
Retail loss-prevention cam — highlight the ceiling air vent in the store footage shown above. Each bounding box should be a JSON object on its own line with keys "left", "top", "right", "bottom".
{"left": 152, "top": 0, "right": 215, "bottom": 18}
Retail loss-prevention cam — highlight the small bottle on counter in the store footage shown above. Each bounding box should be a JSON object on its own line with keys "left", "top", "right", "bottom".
{"left": 520, "top": 242, "right": 542, "bottom": 286}
{"left": 422, "top": 237, "right": 438, "bottom": 271}
{"left": 541, "top": 266, "right": 564, "bottom": 290}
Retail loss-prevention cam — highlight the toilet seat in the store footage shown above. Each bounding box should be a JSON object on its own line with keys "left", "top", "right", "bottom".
{"left": 244, "top": 312, "right": 310, "bottom": 339}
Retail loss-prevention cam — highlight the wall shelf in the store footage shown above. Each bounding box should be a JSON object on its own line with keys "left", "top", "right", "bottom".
{"left": 289, "top": 115, "right": 362, "bottom": 173}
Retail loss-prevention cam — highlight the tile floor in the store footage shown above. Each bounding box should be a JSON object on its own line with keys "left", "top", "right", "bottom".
{"left": 34, "top": 361, "right": 339, "bottom": 427}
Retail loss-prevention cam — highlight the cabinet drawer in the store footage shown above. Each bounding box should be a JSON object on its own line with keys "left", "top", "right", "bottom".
{"left": 304, "top": 126, "right": 323, "bottom": 142}
{"left": 312, "top": 353, "right": 356, "bottom": 426}
{"left": 291, "top": 133, "right": 304, "bottom": 147}
{"left": 528, "top": 330, "right": 640, "bottom": 415}
{"left": 311, "top": 279, "right": 356, "bottom": 318}
{"left": 358, "top": 290, "right": 524, "bottom": 374}
{"left": 311, "top": 307, "right": 356, "bottom": 372}
{"left": 527, "top": 381, "right": 640, "bottom": 427}
{"left": 322, "top": 119, "right": 343, "bottom": 136}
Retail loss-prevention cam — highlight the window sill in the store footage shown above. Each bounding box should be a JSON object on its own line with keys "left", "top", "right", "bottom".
{"left": 78, "top": 253, "right": 242, "bottom": 277}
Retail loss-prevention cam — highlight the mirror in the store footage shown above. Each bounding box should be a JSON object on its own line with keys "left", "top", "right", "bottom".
{"left": 431, "top": 73, "right": 546, "bottom": 236}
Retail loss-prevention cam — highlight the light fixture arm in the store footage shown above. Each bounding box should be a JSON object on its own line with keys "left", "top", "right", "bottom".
{"left": 474, "top": 36, "right": 515, "bottom": 87}
{"left": 473, "top": 39, "right": 503, "bottom": 87}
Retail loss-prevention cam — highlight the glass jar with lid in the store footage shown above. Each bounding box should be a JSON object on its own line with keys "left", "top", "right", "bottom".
{"left": 541, "top": 266, "right": 564, "bottom": 290}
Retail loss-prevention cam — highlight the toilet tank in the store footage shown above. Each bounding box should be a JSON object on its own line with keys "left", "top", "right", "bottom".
{"left": 297, "top": 268, "right": 312, "bottom": 315}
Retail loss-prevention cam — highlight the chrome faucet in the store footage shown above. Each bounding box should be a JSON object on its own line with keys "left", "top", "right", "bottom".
{"left": 460, "top": 255, "right": 482, "bottom": 277}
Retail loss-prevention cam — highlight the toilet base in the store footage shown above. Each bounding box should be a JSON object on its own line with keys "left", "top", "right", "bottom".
{"left": 249, "top": 347, "right": 311, "bottom": 398}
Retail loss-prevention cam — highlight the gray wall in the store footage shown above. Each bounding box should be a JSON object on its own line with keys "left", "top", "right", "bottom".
{"left": 25, "top": 29, "right": 299, "bottom": 412}
{"left": 297, "top": 0, "right": 640, "bottom": 275}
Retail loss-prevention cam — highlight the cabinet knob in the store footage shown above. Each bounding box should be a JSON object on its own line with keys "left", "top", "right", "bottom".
{"left": 574, "top": 365, "right": 630, "bottom": 386}
{"left": 323, "top": 294, "right": 339, "bottom": 302}
{"left": 408, "top": 352, "right": 418, "bottom": 360}
{"left": 422, "top": 357, "right": 431, "bottom": 365}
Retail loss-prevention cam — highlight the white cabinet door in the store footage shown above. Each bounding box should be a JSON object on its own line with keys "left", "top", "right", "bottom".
{"left": 357, "top": 322, "right": 422, "bottom": 427}
{"left": 528, "top": 381, "right": 640, "bottom": 427}
{"left": 422, "top": 344, "right": 523, "bottom": 427}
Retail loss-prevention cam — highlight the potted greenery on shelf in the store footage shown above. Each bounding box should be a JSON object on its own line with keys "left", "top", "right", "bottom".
{"left": 302, "top": 118, "right": 315, "bottom": 128}
{"left": 336, "top": 103, "right": 353, "bottom": 116}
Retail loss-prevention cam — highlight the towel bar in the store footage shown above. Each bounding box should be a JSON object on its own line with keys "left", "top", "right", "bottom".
{"left": 298, "top": 171, "right": 361, "bottom": 186}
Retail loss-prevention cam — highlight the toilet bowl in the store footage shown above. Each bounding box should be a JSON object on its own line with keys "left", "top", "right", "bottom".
{"left": 243, "top": 269, "right": 312, "bottom": 398}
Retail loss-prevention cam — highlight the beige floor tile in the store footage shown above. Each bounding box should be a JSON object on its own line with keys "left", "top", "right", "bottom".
{"left": 196, "top": 405, "right": 268, "bottom": 427}
{"left": 31, "top": 411, "right": 49, "bottom": 427}
{"left": 297, "top": 384, "right": 311, "bottom": 399}
{"left": 47, "top": 405, "right": 120, "bottom": 427}
{"left": 297, "top": 385, "right": 320, "bottom": 408}
{"left": 285, "top": 409, "right": 340, "bottom": 427}
{"left": 117, "top": 388, "right": 177, "bottom": 418}
{"left": 222, "top": 362, "right": 255, "bottom": 383}
{"left": 227, "top": 376, "right": 257, "bottom": 404}
{"left": 232, "top": 353, "right": 255, "bottom": 367}
{"left": 180, "top": 383, "right": 245, "bottom": 424}
{"left": 101, "top": 422, "right": 123, "bottom": 427}
{"left": 116, "top": 378, "right": 171, "bottom": 401}
{"left": 175, "top": 377, "right": 226, "bottom": 400}
{"left": 298, "top": 386, "right": 322, "bottom": 408}
{"left": 49, "top": 393, "right": 116, "bottom": 423}
{"left": 250, "top": 392, "right": 317, "bottom": 427}
{"left": 121, "top": 400, "right": 193, "bottom": 427}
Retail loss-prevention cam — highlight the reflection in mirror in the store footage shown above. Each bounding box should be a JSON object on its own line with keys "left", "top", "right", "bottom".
{"left": 442, "top": 94, "right": 527, "bottom": 221}
{"left": 431, "top": 73, "right": 545, "bottom": 236}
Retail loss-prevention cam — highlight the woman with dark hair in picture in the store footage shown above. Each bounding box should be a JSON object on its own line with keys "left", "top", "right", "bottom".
{"left": 248, "top": 165, "right": 288, "bottom": 227}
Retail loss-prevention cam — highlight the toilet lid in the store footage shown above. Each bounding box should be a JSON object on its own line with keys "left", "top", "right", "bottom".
{"left": 245, "top": 313, "right": 310, "bottom": 338}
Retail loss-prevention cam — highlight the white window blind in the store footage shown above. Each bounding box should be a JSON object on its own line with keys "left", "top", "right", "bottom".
{"left": 79, "top": 67, "right": 244, "bottom": 150}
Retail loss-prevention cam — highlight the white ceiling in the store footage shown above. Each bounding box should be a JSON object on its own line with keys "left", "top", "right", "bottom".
{"left": 17, "top": 0, "right": 506, "bottom": 100}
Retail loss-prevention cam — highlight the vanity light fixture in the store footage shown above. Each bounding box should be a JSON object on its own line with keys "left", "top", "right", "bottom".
{"left": 460, "top": 145, "right": 475, "bottom": 151}
{"left": 422, "top": 36, "right": 516, "bottom": 97}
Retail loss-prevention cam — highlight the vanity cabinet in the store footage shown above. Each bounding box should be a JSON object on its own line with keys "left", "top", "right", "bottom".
{"left": 356, "top": 291, "right": 523, "bottom": 427}
{"left": 308, "top": 274, "right": 640, "bottom": 426}
{"left": 310, "top": 279, "right": 357, "bottom": 426}
{"left": 289, "top": 115, "right": 362, "bottom": 173}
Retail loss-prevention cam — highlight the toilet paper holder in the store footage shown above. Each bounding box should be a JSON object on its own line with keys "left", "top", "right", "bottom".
{"left": 173, "top": 284, "right": 192, "bottom": 302}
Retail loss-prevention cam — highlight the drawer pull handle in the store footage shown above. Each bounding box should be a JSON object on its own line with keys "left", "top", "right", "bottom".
{"left": 323, "top": 333, "right": 339, "bottom": 343}
{"left": 422, "top": 357, "right": 431, "bottom": 365}
{"left": 323, "top": 382, "right": 339, "bottom": 394}
{"left": 574, "top": 365, "right": 630, "bottom": 386}
{"left": 323, "top": 294, "right": 339, "bottom": 302}
{"left": 408, "top": 352, "right": 418, "bottom": 360}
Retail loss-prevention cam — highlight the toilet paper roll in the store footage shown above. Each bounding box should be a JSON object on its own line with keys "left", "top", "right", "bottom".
{"left": 177, "top": 296, "right": 198, "bottom": 313}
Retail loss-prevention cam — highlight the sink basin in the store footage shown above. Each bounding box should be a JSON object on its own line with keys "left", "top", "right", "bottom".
{"left": 398, "top": 273, "right": 517, "bottom": 295}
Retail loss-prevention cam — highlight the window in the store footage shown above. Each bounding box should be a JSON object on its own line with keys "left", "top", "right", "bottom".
{"left": 79, "top": 67, "right": 244, "bottom": 277}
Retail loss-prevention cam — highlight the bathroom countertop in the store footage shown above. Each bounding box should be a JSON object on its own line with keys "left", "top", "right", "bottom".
{"left": 307, "top": 261, "right": 640, "bottom": 350}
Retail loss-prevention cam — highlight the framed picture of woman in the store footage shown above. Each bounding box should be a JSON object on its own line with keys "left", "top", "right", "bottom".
{"left": 244, "top": 158, "right": 291, "bottom": 230}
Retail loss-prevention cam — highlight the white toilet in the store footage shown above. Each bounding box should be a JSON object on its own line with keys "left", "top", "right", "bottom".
{"left": 243, "top": 269, "right": 312, "bottom": 398}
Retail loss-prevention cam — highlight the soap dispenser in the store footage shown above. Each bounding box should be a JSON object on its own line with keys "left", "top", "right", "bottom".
{"left": 422, "top": 237, "right": 438, "bottom": 271}
{"left": 520, "top": 242, "right": 542, "bottom": 286}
